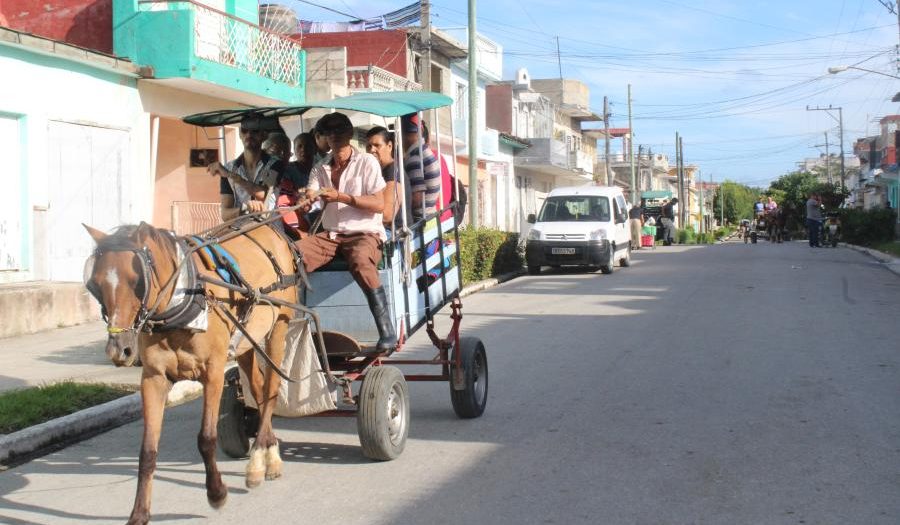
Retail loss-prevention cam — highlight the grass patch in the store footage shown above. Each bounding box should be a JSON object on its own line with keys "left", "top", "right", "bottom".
{"left": 870, "top": 241, "right": 900, "bottom": 258}
{"left": 0, "top": 382, "right": 134, "bottom": 434}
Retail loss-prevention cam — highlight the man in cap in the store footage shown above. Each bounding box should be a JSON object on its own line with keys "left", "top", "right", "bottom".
{"left": 298, "top": 112, "right": 396, "bottom": 354}
{"left": 208, "top": 114, "right": 284, "bottom": 221}
{"left": 401, "top": 113, "right": 442, "bottom": 221}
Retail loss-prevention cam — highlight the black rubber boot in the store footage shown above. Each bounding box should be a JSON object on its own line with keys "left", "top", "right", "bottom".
{"left": 364, "top": 286, "right": 397, "bottom": 354}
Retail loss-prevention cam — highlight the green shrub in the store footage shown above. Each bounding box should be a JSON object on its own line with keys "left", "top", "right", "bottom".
{"left": 676, "top": 226, "right": 696, "bottom": 244}
{"left": 458, "top": 227, "right": 523, "bottom": 283}
{"left": 838, "top": 209, "right": 896, "bottom": 246}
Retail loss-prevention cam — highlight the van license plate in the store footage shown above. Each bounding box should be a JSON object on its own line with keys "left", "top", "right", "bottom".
{"left": 551, "top": 247, "right": 576, "bottom": 255}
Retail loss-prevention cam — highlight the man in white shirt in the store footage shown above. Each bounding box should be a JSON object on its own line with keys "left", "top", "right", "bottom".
{"left": 298, "top": 112, "right": 395, "bottom": 354}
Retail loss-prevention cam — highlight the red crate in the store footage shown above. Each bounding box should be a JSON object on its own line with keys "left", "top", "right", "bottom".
{"left": 641, "top": 235, "right": 654, "bottom": 247}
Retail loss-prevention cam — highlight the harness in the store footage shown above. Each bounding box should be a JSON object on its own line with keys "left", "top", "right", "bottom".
{"left": 85, "top": 233, "right": 207, "bottom": 334}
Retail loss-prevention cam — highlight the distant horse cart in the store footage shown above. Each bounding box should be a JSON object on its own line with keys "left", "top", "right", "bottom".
{"left": 83, "top": 92, "right": 487, "bottom": 524}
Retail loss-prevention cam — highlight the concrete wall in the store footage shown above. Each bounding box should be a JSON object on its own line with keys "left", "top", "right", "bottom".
{"left": 298, "top": 29, "right": 409, "bottom": 78}
{"left": 0, "top": 282, "right": 99, "bottom": 337}
{"left": 0, "top": 0, "right": 112, "bottom": 53}
{"left": 486, "top": 84, "right": 512, "bottom": 134}
{"left": 0, "top": 40, "right": 150, "bottom": 284}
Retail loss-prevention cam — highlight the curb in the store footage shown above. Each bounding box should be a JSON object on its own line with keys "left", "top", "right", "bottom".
{"left": 460, "top": 269, "right": 525, "bottom": 298}
{"left": 0, "top": 271, "right": 524, "bottom": 467}
{"left": 0, "top": 381, "right": 202, "bottom": 467}
{"left": 841, "top": 242, "right": 900, "bottom": 277}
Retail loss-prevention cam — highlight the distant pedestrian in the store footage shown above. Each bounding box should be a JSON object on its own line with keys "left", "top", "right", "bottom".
{"left": 628, "top": 200, "right": 644, "bottom": 250}
{"left": 661, "top": 197, "right": 678, "bottom": 245}
{"left": 806, "top": 192, "right": 823, "bottom": 247}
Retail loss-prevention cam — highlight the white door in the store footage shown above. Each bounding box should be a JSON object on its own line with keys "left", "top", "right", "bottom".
{"left": 47, "top": 122, "right": 130, "bottom": 281}
{"left": 0, "top": 116, "right": 23, "bottom": 272}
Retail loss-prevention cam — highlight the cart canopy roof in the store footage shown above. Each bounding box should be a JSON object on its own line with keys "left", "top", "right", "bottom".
{"left": 183, "top": 91, "right": 454, "bottom": 127}
{"left": 641, "top": 190, "right": 673, "bottom": 200}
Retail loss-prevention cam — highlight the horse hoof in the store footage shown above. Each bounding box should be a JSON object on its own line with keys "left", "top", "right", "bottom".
{"left": 265, "top": 468, "right": 282, "bottom": 481}
{"left": 126, "top": 514, "right": 150, "bottom": 525}
{"left": 246, "top": 470, "right": 264, "bottom": 488}
{"left": 208, "top": 489, "right": 228, "bottom": 509}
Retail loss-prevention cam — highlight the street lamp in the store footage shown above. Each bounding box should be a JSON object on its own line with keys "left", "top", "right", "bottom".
{"left": 827, "top": 65, "right": 900, "bottom": 80}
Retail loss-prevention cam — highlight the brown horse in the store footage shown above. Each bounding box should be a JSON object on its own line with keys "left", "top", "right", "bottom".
{"left": 83, "top": 221, "right": 297, "bottom": 525}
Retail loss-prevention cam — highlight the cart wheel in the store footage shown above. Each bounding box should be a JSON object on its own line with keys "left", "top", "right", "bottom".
{"left": 750, "top": 232, "right": 757, "bottom": 244}
{"left": 832, "top": 238, "right": 838, "bottom": 248}
{"left": 527, "top": 264, "right": 541, "bottom": 275}
{"left": 218, "top": 367, "right": 251, "bottom": 459}
{"left": 357, "top": 366, "right": 409, "bottom": 461}
{"left": 599, "top": 245, "right": 615, "bottom": 274}
{"left": 619, "top": 245, "right": 632, "bottom": 267}
{"left": 450, "top": 337, "right": 489, "bottom": 419}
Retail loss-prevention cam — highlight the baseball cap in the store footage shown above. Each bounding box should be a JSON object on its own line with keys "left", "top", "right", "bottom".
{"left": 401, "top": 113, "right": 421, "bottom": 134}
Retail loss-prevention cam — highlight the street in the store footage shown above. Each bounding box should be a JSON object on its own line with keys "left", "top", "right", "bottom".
{"left": 2, "top": 241, "right": 900, "bottom": 525}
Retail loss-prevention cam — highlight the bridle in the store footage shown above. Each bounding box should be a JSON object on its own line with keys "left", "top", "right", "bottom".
{"left": 85, "top": 245, "right": 161, "bottom": 335}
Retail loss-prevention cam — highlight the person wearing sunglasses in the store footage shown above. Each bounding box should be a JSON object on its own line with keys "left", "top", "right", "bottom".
{"left": 208, "top": 115, "right": 284, "bottom": 221}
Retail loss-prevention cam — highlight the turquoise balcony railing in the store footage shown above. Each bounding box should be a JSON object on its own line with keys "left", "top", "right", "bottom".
{"left": 115, "top": 0, "right": 305, "bottom": 104}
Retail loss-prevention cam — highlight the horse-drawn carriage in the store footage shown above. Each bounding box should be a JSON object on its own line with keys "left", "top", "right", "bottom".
{"left": 83, "top": 92, "right": 487, "bottom": 524}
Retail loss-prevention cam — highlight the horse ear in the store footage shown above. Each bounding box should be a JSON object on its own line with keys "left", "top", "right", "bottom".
{"left": 83, "top": 224, "right": 107, "bottom": 243}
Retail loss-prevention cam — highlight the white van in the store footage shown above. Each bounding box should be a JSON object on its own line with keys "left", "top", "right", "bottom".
{"left": 525, "top": 186, "right": 632, "bottom": 275}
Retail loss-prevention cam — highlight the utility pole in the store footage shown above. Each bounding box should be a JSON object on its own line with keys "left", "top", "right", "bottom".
{"left": 421, "top": 0, "right": 431, "bottom": 92}
{"left": 720, "top": 180, "right": 725, "bottom": 227}
{"left": 628, "top": 84, "right": 636, "bottom": 204}
{"left": 675, "top": 132, "right": 683, "bottom": 226}
{"left": 679, "top": 135, "right": 687, "bottom": 226}
{"left": 467, "top": 0, "right": 478, "bottom": 227}
{"left": 698, "top": 169, "right": 704, "bottom": 235}
{"left": 637, "top": 144, "right": 644, "bottom": 193}
{"left": 603, "top": 96, "right": 612, "bottom": 186}
{"left": 813, "top": 132, "right": 832, "bottom": 184}
{"left": 806, "top": 104, "right": 846, "bottom": 193}
{"left": 555, "top": 36, "right": 563, "bottom": 79}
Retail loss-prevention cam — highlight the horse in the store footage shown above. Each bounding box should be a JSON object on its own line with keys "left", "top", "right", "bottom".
{"left": 764, "top": 209, "right": 783, "bottom": 243}
{"left": 83, "top": 221, "right": 298, "bottom": 525}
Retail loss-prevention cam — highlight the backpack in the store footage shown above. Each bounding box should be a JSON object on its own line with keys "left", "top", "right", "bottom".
{"left": 449, "top": 174, "right": 468, "bottom": 222}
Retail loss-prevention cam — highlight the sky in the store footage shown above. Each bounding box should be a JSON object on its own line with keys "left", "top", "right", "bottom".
{"left": 286, "top": 0, "right": 899, "bottom": 187}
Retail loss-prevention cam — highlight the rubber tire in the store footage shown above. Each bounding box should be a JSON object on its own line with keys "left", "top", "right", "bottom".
{"left": 357, "top": 366, "right": 409, "bottom": 461}
{"left": 527, "top": 265, "right": 541, "bottom": 275}
{"left": 619, "top": 245, "right": 631, "bottom": 267}
{"left": 450, "top": 337, "right": 489, "bottom": 419}
{"left": 750, "top": 232, "right": 757, "bottom": 244}
{"left": 599, "top": 244, "right": 615, "bottom": 274}
{"left": 217, "top": 367, "right": 251, "bottom": 459}
{"left": 832, "top": 239, "right": 838, "bottom": 248}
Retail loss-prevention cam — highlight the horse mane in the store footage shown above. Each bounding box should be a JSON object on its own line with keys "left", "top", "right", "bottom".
{"left": 95, "top": 225, "right": 141, "bottom": 253}
{"left": 95, "top": 224, "right": 174, "bottom": 256}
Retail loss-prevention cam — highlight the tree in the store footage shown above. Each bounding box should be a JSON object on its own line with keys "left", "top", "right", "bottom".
{"left": 712, "top": 181, "right": 759, "bottom": 225}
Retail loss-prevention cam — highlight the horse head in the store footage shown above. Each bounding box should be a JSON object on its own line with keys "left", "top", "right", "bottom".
{"left": 83, "top": 222, "right": 175, "bottom": 367}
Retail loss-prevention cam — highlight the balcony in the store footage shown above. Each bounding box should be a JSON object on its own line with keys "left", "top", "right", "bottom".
{"left": 515, "top": 138, "right": 593, "bottom": 181}
{"left": 114, "top": 0, "right": 306, "bottom": 105}
{"left": 347, "top": 65, "right": 421, "bottom": 93}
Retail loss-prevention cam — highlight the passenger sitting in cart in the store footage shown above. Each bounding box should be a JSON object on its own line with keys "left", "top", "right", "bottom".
{"left": 402, "top": 113, "right": 441, "bottom": 222}
{"left": 208, "top": 114, "right": 285, "bottom": 220}
{"left": 365, "top": 126, "right": 413, "bottom": 238}
{"left": 298, "top": 112, "right": 396, "bottom": 355}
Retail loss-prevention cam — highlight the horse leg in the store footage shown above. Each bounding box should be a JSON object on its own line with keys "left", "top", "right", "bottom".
{"left": 248, "top": 316, "right": 290, "bottom": 486}
{"left": 236, "top": 352, "right": 268, "bottom": 488}
{"left": 127, "top": 374, "right": 169, "bottom": 525}
{"left": 198, "top": 360, "right": 228, "bottom": 508}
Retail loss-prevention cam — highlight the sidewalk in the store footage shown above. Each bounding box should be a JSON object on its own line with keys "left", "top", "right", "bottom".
{"left": 0, "top": 321, "right": 141, "bottom": 394}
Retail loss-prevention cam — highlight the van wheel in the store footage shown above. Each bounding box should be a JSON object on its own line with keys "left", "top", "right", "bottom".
{"left": 599, "top": 245, "right": 615, "bottom": 275}
{"left": 619, "top": 245, "right": 631, "bottom": 267}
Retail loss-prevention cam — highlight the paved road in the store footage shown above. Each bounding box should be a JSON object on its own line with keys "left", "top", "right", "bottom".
{"left": 2, "top": 241, "right": 900, "bottom": 525}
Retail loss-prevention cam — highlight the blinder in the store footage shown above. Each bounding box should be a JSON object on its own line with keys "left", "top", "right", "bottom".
{"left": 84, "top": 246, "right": 156, "bottom": 333}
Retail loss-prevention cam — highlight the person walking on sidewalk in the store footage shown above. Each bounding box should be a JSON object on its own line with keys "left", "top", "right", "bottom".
{"left": 806, "top": 192, "right": 823, "bottom": 247}
{"left": 661, "top": 197, "right": 678, "bottom": 246}
{"left": 628, "top": 200, "right": 644, "bottom": 250}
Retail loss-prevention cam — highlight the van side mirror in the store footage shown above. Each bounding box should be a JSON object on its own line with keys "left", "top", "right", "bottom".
{"left": 527, "top": 213, "right": 536, "bottom": 224}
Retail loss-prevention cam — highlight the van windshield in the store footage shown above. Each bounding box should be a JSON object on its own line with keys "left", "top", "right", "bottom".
{"left": 537, "top": 196, "right": 611, "bottom": 222}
